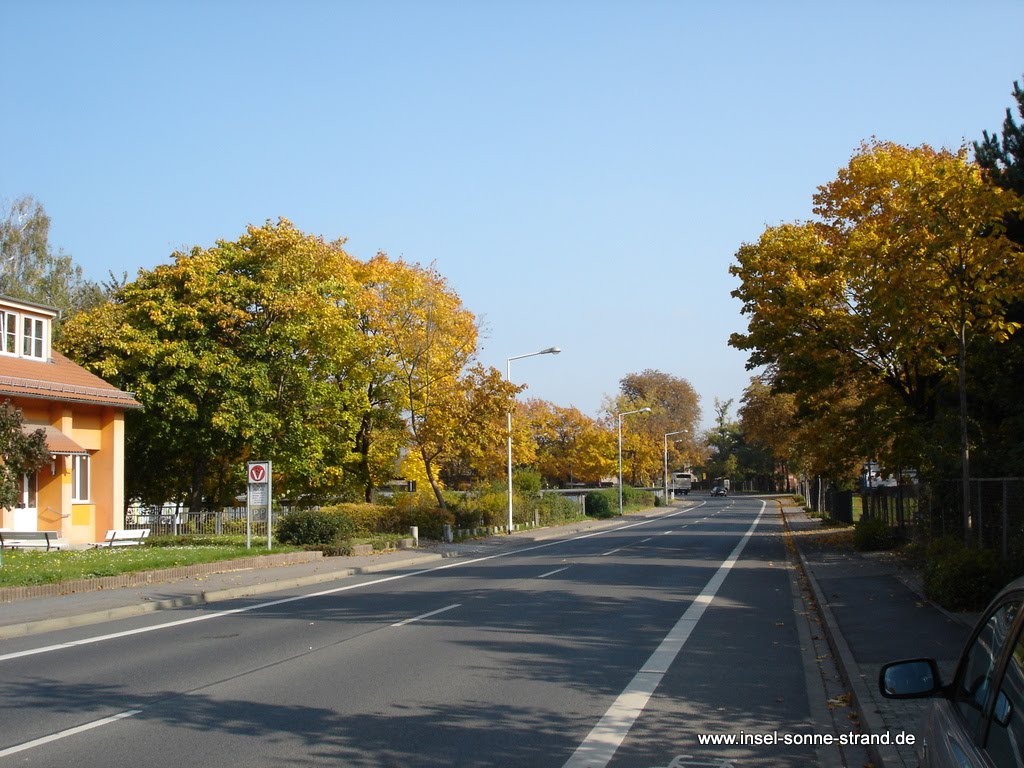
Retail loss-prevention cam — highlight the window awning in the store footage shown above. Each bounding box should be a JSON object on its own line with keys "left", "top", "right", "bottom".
{"left": 21, "top": 424, "right": 90, "bottom": 456}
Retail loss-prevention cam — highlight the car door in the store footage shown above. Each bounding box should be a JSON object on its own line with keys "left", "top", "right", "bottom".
{"left": 927, "top": 592, "right": 1023, "bottom": 767}
{"left": 982, "top": 616, "right": 1024, "bottom": 766}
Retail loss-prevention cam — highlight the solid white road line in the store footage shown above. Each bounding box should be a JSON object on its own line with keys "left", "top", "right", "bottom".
{"left": 538, "top": 566, "right": 570, "bottom": 579}
{"left": 0, "top": 709, "right": 141, "bottom": 758}
{"left": 562, "top": 501, "right": 766, "bottom": 768}
{"left": 390, "top": 603, "right": 461, "bottom": 627}
{"left": 1, "top": 502, "right": 707, "bottom": 663}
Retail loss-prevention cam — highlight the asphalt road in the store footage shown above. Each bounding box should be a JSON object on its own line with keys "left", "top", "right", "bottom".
{"left": 0, "top": 498, "right": 835, "bottom": 768}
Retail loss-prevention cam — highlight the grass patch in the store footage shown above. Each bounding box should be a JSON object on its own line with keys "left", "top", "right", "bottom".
{"left": 0, "top": 543, "right": 299, "bottom": 588}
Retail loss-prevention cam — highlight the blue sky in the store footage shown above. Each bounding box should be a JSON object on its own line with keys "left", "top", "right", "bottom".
{"left": 4, "top": 1, "right": 1023, "bottom": 429}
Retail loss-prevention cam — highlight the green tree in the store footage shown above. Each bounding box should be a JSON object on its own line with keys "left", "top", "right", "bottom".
{"left": 704, "top": 399, "right": 740, "bottom": 486}
{"left": 59, "top": 219, "right": 366, "bottom": 511}
{"left": 0, "top": 195, "right": 105, "bottom": 326}
{"left": 975, "top": 78, "right": 1024, "bottom": 200}
{"left": 970, "top": 77, "right": 1024, "bottom": 474}
{"left": 0, "top": 402, "right": 49, "bottom": 510}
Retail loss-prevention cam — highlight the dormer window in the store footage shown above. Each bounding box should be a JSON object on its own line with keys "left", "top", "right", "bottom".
{"left": 23, "top": 316, "right": 45, "bottom": 359}
{"left": 1, "top": 311, "right": 15, "bottom": 354}
{"left": 0, "top": 298, "right": 54, "bottom": 361}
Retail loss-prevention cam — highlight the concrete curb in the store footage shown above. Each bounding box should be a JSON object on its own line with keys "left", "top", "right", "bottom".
{"left": 0, "top": 595, "right": 208, "bottom": 639}
{"left": 0, "top": 552, "right": 448, "bottom": 640}
{"left": 778, "top": 503, "right": 897, "bottom": 768}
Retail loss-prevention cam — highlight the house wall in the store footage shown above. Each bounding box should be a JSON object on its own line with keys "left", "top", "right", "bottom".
{"left": 11, "top": 397, "right": 127, "bottom": 545}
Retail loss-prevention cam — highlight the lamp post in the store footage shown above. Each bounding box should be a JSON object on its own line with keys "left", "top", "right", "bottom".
{"left": 663, "top": 430, "right": 688, "bottom": 504}
{"left": 617, "top": 407, "right": 651, "bottom": 516}
{"left": 507, "top": 347, "right": 560, "bottom": 533}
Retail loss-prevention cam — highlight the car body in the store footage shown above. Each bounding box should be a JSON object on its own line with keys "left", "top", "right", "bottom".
{"left": 711, "top": 486, "right": 727, "bottom": 497}
{"left": 879, "top": 576, "right": 1024, "bottom": 767}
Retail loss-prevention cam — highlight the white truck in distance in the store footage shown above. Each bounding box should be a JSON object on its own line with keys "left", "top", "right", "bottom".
{"left": 670, "top": 471, "right": 694, "bottom": 496}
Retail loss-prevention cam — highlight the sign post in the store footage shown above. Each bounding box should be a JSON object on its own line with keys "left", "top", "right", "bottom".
{"left": 246, "top": 461, "right": 272, "bottom": 550}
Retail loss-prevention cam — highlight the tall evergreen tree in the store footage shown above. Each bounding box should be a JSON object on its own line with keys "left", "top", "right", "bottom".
{"left": 975, "top": 78, "right": 1024, "bottom": 240}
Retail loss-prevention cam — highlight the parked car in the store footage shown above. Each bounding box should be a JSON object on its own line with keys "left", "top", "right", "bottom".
{"left": 879, "top": 576, "right": 1024, "bottom": 767}
{"left": 710, "top": 486, "right": 727, "bottom": 497}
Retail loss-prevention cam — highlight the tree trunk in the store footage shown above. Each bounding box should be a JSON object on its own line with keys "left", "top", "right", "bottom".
{"left": 959, "top": 323, "right": 971, "bottom": 545}
{"left": 188, "top": 455, "right": 208, "bottom": 514}
{"left": 419, "top": 445, "right": 447, "bottom": 510}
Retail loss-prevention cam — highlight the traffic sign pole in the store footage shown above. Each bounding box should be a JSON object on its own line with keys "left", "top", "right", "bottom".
{"left": 246, "top": 461, "right": 272, "bottom": 550}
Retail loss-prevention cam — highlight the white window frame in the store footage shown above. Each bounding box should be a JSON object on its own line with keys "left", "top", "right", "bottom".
{"left": 0, "top": 303, "right": 52, "bottom": 360}
{"left": 1, "top": 311, "right": 16, "bottom": 355}
{"left": 22, "top": 315, "right": 46, "bottom": 359}
{"left": 72, "top": 455, "right": 91, "bottom": 503}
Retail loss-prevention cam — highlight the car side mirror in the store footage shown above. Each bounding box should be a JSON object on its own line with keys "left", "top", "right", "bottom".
{"left": 994, "top": 691, "right": 1013, "bottom": 729}
{"left": 879, "top": 658, "right": 942, "bottom": 699}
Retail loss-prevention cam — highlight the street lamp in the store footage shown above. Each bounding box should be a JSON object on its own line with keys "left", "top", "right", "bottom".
{"left": 617, "top": 407, "right": 652, "bottom": 516}
{"left": 663, "top": 430, "right": 688, "bottom": 504}
{"left": 507, "top": 347, "right": 561, "bottom": 533}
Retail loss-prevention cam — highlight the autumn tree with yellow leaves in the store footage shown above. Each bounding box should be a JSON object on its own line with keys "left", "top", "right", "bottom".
{"left": 519, "top": 399, "right": 616, "bottom": 486}
{"left": 358, "top": 255, "right": 518, "bottom": 508}
{"left": 731, "top": 141, "right": 1024, "bottom": 535}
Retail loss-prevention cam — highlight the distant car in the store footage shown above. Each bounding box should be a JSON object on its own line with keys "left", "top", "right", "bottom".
{"left": 711, "top": 486, "right": 727, "bottom": 497}
{"left": 879, "top": 576, "right": 1024, "bottom": 767}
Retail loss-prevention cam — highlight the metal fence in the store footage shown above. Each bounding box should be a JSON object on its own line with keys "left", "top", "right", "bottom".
{"left": 805, "top": 477, "right": 1024, "bottom": 559}
{"left": 125, "top": 504, "right": 273, "bottom": 539}
{"left": 919, "top": 478, "right": 1024, "bottom": 559}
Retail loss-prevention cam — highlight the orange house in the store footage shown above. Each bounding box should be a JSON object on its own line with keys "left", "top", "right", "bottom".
{"left": 0, "top": 296, "right": 141, "bottom": 546}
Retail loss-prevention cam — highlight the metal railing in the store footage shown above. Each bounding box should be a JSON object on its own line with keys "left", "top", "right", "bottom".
{"left": 125, "top": 504, "right": 273, "bottom": 538}
{"left": 803, "top": 477, "right": 1024, "bottom": 559}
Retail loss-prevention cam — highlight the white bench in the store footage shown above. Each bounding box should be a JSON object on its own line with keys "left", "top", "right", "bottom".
{"left": 0, "top": 530, "right": 64, "bottom": 551}
{"left": 94, "top": 529, "right": 151, "bottom": 547}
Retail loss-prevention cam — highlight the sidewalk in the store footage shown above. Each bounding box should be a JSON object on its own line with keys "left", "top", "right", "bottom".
{"left": 781, "top": 502, "right": 975, "bottom": 768}
{"left": 0, "top": 502, "right": 975, "bottom": 768}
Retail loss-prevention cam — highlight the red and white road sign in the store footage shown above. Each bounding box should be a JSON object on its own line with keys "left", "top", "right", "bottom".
{"left": 248, "top": 463, "right": 269, "bottom": 484}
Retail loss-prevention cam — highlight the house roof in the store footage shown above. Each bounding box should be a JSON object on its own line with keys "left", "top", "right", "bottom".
{"left": 0, "top": 351, "right": 142, "bottom": 410}
{"left": 21, "top": 423, "right": 90, "bottom": 455}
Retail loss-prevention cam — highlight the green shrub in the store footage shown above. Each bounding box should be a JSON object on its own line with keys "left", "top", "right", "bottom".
{"left": 320, "top": 503, "right": 398, "bottom": 536}
{"left": 585, "top": 490, "right": 615, "bottom": 519}
{"left": 853, "top": 516, "right": 900, "bottom": 551}
{"left": 452, "top": 490, "right": 506, "bottom": 528}
{"left": 512, "top": 469, "right": 542, "bottom": 497}
{"left": 537, "top": 493, "right": 582, "bottom": 525}
{"left": 622, "top": 486, "right": 655, "bottom": 509}
{"left": 923, "top": 538, "right": 1010, "bottom": 612}
{"left": 393, "top": 505, "right": 454, "bottom": 540}
{"left": 275, "top": 509, "right": 356, "bottom": 547}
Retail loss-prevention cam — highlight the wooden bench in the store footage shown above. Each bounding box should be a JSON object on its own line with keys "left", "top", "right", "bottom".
{"left": 93, "top": 529, "right": 151, "bottom": 547}
{"left": 0, "top": 530, "right": 63, "bottom": 551}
